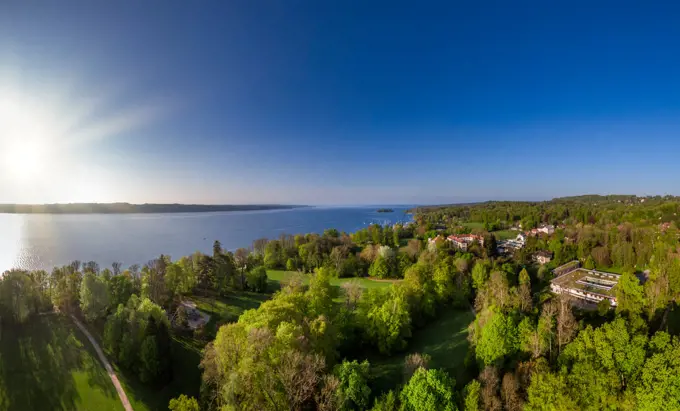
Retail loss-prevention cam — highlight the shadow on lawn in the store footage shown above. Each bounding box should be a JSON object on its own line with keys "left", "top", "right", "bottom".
{"left": 104, "top": 335, "right": 204, "bottom": 411}
{"left": 0, "top": 315, "right": 117, "bottom": 411}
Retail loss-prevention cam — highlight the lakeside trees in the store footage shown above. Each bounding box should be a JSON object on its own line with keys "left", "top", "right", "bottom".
{"left": 4, "top": 196, "right": 680, "bottom": 409}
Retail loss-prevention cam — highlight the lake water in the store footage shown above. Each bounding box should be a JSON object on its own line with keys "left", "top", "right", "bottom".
{"left": 0, "top": 207, "right": 412, "bottom": 272}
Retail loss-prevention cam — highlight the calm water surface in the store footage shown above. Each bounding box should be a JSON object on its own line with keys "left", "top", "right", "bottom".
{"left": 0, "top": 207, "right": 412, "bottom": 271}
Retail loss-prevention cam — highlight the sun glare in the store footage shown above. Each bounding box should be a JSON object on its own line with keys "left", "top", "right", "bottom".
{"left": 3, "top": 140, "right": 46, "bottom": 182}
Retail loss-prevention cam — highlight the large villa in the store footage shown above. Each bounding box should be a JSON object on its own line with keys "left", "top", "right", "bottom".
{"left": 550, "top": 261, "right": 620, "bottom": 306}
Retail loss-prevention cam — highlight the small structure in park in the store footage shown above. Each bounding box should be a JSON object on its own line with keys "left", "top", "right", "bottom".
{"left": 533, "top": 250, "right": 553, "bottom": 265}
{"left": 175, "top": 301, "right": 211, "bottom": 330}
{"left": 550, "top": 261, "right": 619, "bottom": 306}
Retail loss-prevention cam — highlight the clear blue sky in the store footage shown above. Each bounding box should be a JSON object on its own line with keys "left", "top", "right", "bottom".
{"left": 1, "top": 1, "right": 680, "bottom": 205}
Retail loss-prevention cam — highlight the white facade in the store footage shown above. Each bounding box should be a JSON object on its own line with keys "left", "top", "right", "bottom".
{"left": 538, "top": 225, "right": 555, "bottom": 235}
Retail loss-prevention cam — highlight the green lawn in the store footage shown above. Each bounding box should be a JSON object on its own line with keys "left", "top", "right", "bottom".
{"left": 267, "top": 270, "right": 398, "bottom": 289}
{"left": 0, "top": 315, "right": 124, "bottom": 411}
{"left": 369, "top": 307, "right": 475, "bottom": 394}
{"left": 462, "top": 221, "right": 485, "bottom": 230}
{"left": 192, "top": 291, "right": 271, "bottom": 334}
{"left": 462, "top": 222, "right": 517, "bottom": 240}
{"left": 492, "top": 229, "right": 517, "bottom": 240}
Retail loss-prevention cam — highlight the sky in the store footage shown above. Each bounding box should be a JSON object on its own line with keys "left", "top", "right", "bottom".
{"left": 1, "top": 1, "right": 680, "bottom": 205}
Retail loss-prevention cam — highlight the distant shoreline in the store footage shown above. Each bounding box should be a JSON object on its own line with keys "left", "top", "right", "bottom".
{"left": 0, "top": 203, "right": 307, "bottom": 215}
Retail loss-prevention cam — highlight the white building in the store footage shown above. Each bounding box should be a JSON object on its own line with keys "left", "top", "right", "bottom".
{"left": 537, "top": 224, "right": 555, "bottom": 235}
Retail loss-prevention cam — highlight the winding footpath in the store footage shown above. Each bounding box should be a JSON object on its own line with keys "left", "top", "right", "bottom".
{"left": 70, "top": 315, "right": 134, "bottom": 411}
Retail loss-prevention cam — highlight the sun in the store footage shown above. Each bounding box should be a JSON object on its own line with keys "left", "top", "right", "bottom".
{"left": 3, "top": 139, "right": 46, "bottom": 182}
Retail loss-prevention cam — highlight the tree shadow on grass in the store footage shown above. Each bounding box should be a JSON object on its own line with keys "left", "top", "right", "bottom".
{"left": 107, "top": 336, "right": 204, "bottom": 411}
{"left": 0, "top": 315, "right": 118, "bottom": 410}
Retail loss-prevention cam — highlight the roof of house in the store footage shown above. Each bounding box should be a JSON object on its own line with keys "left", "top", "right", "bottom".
{"left": 535, "top": 250, "right": 553, "bottom": 258}
{"left": 447, "top": 234, "right": 483, "bottom": 243}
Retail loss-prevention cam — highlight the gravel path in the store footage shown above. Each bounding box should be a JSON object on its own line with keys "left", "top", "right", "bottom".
{"left": 70, "top": 315, "right": 134, "bottom": 411}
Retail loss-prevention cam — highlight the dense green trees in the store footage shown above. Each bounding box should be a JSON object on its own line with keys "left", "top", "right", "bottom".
{"left": 80, "top": 272, "right": 110, "bottom": 321}
{"left": 199, "top": 270, "right": 340, "bottom": 410}
{"left": 521, "top": 318, "right": 680, "bottom": 410}
{"left": 358, "top": 287, "right": 412, "bottom": 355}
{"left": 0, "top": 270, "right": 50, "bottom": 323}
{"left": 104, "top": 295, "right": 172, "bottom": 384}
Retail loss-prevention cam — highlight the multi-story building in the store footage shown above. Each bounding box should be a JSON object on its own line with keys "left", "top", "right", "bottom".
{"left": 447, "top": 234, "right": 484, "bottom": 251}
{"left": 550, "top": 261, "right": 619, "bottom": 306}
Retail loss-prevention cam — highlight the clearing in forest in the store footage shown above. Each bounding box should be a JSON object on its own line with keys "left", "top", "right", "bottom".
{"left": 267, "top": 270, "right": 399, "bottom": 289}
{"left": 370, "top": 307, "right": 476, "bottom": 394}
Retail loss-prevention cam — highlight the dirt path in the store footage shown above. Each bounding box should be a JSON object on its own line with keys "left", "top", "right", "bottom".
{"left": 70, "top": 315, "right": 134, "bottom": 411}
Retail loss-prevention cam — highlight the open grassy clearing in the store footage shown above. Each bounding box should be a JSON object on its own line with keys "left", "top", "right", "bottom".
{"left": 461, "top": 221, "right": 518, "bottom": 240}
{"left": 192, "top": 291, "right": 271, "bottom": 334}
{"left": 462, "top": 221, "right": 485, "bottom": 230}
{"left": 267, "top": 270, "right": 399, "bottom": 289}
{"left": 0, "top": 315, "right": 124, "bottom": 411}
{"left": 492, "top": 229, "right": 518, "bottom": 240}
{"left": 368, "top": 307, "right": 475, "bottom": 394}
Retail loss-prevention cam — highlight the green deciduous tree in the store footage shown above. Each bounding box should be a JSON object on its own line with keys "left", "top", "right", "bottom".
{"left": 80, "top": 272, "right": 110, "bottom": 321}
{"left": 334, "top": 359, "right": 371, "bottom": 410}
{"left": 371, "top": 390, "right": 398, "bottom": 411}
{"left": 246, "top": 266, "right": 269, "bottom": 293}
{"left": 168, "top": 394, "right": 200, "bottom": 411}
{"left": 634, "top": 332, "right": 680, "bottom": 411}
{"left": 470, "top": 308, "right": 517, "bottom": 366}
{"left": 358, "top": 288, "right": 412, "bottom": 355}
{"left": 616, "top": 271, "right": 645, "bottom": 316}
{"left": 109, "top": 274, "right": 135, "bottom": 308}
{"left": 0, "top": 270, "right": 45, "bottom": 323}
{"left": 525, "top": 372, "right": 578, "bottom": 411}
{"left": 369, "top": 255, "right": 391, "bottom": 279}
{"left": 471, "top": 262, "right": 489, "bottom": 290}
{"left": 399, "top": 368, "right": 457, "bottom": 411}
{"left": 463, "top": 379, "right": 481, "bottom": 411}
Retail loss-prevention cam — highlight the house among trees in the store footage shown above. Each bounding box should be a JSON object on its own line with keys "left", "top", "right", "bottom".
{"left": 516, "top": 232, "right": 527, "bottom": 245}
{"left": 538, "top": 224, "right": 556, "bottom": 235}
{"left": 533, "top": 250, "right": 553, "bottom": 265}
{"left": 550, "top": 261, "right": 620, "bottom": 307}
{"left": 496, "top": 233, "right": 526, "bottom": 254}
{"left": 427, "top": 235, "right": 445, "bottom": 244}
{"left": 446, "top": 234, "right": 484, "bottom": 251}
{"left": 526, "top": 224, "right": 556, "bottom": 237}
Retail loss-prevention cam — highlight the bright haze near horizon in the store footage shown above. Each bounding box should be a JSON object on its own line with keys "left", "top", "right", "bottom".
{"left": 1, "top": 1, "right": 680, "bottom": 206}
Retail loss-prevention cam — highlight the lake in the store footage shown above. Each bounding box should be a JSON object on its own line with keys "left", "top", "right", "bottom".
{"left": 0, "top": 207, "right": 412, "bottom": 272}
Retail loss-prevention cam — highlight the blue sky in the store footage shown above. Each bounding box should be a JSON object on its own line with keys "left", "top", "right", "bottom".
{"left": 1, "top": 1, "right": 680, "bottom": 205}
